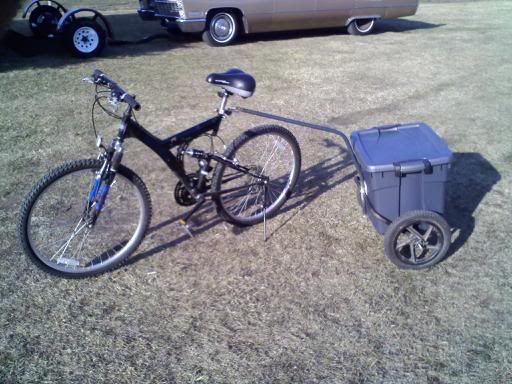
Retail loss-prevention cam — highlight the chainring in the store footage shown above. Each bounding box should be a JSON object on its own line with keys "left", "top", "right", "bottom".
{"left": 174, "top": 174, "right": 199, "bottom": 206}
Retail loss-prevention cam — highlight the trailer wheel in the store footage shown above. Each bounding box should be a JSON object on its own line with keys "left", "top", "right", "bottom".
{"left": 29, "top": 5, "right": 62, "bottom": 38}
{"left": 347, "top": 18, "right": 376, "bottom": 36}
{"left": 202, "top": 11, "right": 239, "bottom": 47}
{"left": 384, "top": 210, "right": 451, "bottom": 270}
{"left": 65, "top": 19, "right": 106, "bottom": 58}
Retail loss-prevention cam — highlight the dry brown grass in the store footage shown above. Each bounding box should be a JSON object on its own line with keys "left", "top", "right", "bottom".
{"left": 1, "top": 1, "right": 511, "bottom": 383}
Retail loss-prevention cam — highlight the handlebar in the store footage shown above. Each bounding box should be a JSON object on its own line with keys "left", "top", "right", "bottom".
{"left": 92, "top": 69, "right": 141, "bottom": 111}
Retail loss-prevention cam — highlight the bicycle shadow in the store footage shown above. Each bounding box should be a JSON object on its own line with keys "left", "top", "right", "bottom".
{"left": 126, "top": 138, "right": 355, "bottom": 265}
{"left": 445, "top": 152, "right": 501, "bottom": 258}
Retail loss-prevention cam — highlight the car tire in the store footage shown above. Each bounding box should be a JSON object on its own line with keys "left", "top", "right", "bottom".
{"left": 202, "top": 11, "right": 239, "bottom": 47}
{"left": 347, "top": 18, "right": 376, "bottom": 36}
{"left": 65, "top": 19, "right": 106, "bottom": 58}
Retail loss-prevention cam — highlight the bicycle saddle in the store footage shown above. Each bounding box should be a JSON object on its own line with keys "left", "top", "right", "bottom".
{"left": 206, "top": 68, "right": 256, "bottom": 98}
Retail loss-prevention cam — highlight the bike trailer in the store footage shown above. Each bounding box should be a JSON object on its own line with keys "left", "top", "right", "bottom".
{"left": 351, "top": 122, "right": 453, "bottom": 235}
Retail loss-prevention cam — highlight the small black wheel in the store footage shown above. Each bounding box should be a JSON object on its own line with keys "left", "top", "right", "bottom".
{"left": 347, "top": 18, "right": 376, "bottom": 36}
{"left": 65, "top": 19, "right": 106, "bottom": 58}
{"left": 202, "top": 11, "right": 240, "bottom": 47}
{"left": 212, "top": 125, "right": 301, "bottom": 226}
{"left": 384, "top": 210, "right": 451, "bottom": 270}
{"left": 18, "top": 159, "right": 152, "bottom": 278}
{"left": 28, "top": 5, "right": 62, "bottom": 38}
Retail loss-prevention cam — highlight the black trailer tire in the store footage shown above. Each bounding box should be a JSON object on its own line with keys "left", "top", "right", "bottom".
{"left": 347, "top": 18, "right": 376, "bottom": 36}
{"left": 202, "top": 11, "right": 240, "bottom": 47}
{"left": 384, "top": 210, "right": 451, "bottom": 270}
{"left": 65, "top": 19, "right": 106, "bottom": 58}
{"left": 28, "top": 5, "right": 62, "bottom": 38}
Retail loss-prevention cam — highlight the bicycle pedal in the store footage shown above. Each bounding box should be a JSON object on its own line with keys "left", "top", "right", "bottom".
{"left": 178, "top": 219, "right": 194, "bottom": 238}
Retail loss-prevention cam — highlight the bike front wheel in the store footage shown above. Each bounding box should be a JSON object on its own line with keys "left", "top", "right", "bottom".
{"left": 212, "top": 125, "right": 301, "bottom": 226}
{"left": 18, "top": 159, "right": 152, "bottom": 278}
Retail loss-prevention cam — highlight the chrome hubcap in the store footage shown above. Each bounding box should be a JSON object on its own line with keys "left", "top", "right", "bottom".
{"left": 211, "top": 14, "right": 235, "bottom": 43}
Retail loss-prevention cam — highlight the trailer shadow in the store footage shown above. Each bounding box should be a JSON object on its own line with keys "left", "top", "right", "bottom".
{"left": 445, "top": 152, "right": 501, "bottom": 259}
{"left": 126, "top": 138, "right": 355, "bottom": 265}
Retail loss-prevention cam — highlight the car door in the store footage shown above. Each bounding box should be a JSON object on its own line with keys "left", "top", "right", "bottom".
{"left": 354, "top": 0, "right": 386, "bottom": 17}
{"left": 272, "top": 0, "right": 319, "bottom": 31}
{"left": 316, "top": 0, "right": 356, "bottom": 27}
{"left": 235, "top": 0, "right": 275, "bottom": 33}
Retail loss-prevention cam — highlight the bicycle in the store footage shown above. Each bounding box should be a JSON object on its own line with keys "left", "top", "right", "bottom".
{"left": 18, "top": 68, "right": 302, "bottom": 278}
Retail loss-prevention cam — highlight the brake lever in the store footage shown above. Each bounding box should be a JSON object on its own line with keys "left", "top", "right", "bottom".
{"left": 107, "top": 95, "right": 120, "bottom": 112}
{"left": 82, "top": 77, "right": 95, "bottom": 84}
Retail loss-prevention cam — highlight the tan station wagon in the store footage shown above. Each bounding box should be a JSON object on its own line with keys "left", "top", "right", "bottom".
{"left": 138, "top": 0, "right": 419, "bottom": 46}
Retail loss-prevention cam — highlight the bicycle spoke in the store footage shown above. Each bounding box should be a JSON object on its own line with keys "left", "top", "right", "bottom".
{"left": 73, "top": 226, "right": 92, "bottom": 263}
{"left": 50, "top": 219, "right": 87, "bottom": 261}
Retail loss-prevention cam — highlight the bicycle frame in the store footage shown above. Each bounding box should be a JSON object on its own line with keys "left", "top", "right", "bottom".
{"left": 109, "top": 94, "right": 267, "bottom": 204}
{"left": 124, "top": 112, "right": 224, "bottom": 190}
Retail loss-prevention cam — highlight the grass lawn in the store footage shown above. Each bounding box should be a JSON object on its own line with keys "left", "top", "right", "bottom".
{"left": 1, "top": 1, "right": 511, "bottom": 383}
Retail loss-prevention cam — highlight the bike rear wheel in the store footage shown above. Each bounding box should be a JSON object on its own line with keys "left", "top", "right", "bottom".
{"left": 212, "top": 125, "right": 301, "bottom": 226}
{"left": 18, "top": 159, "right": 151, "bottom": 278}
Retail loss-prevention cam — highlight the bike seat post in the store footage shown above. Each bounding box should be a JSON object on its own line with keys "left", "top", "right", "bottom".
{"left": 217, "top": 90, "right": 231, "bottom": 116}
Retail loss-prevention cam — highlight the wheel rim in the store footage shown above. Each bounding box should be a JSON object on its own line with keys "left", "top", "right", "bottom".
{"left": 393, "top": 221, "right": 445, "bottom": 266}
{"left": 219, "top": 133, "right": 297, "bottom": 223}
{"left": 355, "top": 19, "right": 374, "bottom": 33}
{"left": 210, "top": 13, "right": 236, "bottom": 43}
{"left": 73, "top": 26, "right": 100, "bottom": 53}
{"left": 27, "top": 167, "right": 146, "bottom": 274}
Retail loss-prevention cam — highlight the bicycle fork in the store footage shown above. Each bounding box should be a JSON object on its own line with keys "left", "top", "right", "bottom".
{"left": 86, "top": 140, "right": 124, "bottom": 226}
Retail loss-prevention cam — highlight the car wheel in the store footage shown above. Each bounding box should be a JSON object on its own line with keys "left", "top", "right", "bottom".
{"left": 65, "top": 19, "right": 106, "bottom": 58}
{"left": 347, "top": 18, "right": 376, "bottom": 36}
{"left": 202, "top": 11, "right": 239, "bottom": 47}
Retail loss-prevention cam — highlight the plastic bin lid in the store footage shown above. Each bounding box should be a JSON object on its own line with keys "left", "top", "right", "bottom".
{"left": 350, "top": 122, "right": 452, "bottom": 173}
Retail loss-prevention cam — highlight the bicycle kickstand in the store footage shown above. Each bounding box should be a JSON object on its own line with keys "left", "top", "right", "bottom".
{"left": 263, "top": 184, "right": 268, "bottom": 243}
{"left": 178, "top": 197, "right": 206, "bottom": 238}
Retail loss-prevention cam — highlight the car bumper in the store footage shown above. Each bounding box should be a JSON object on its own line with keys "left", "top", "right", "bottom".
{"left": 138, "top": 9, "right": 206, "bottom": 32}
{"left": 138, "top": 9, "right": 157, "bottom": 21}
{"left": 174, "top": 18, "right": 206, "bottom": 33}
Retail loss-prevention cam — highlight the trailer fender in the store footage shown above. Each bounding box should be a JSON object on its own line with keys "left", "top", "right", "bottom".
{"left": 22, "top": 0, "right": 67, "bottom": 18}
{"left": 56, "top": 8, "right": 114, "bottom": 38}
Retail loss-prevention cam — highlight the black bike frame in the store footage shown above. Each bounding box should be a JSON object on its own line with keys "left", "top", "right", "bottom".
{"left": 123, "top": 112, "right": 223, "bottom": 187}
{"left": 117, "top": 106, "right": 266, "bottom": 205}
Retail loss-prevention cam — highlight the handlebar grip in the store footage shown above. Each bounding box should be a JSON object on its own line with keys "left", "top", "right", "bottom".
{"left": 93, "top": 69, "right": 107, "bottom": 85}
{"left": 121, "top": 93, "right": 141, "bottom": 111}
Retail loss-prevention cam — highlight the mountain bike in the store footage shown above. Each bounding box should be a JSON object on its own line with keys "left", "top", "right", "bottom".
{"left": 18, "top": 69, "right": 302, "bottom": 278}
